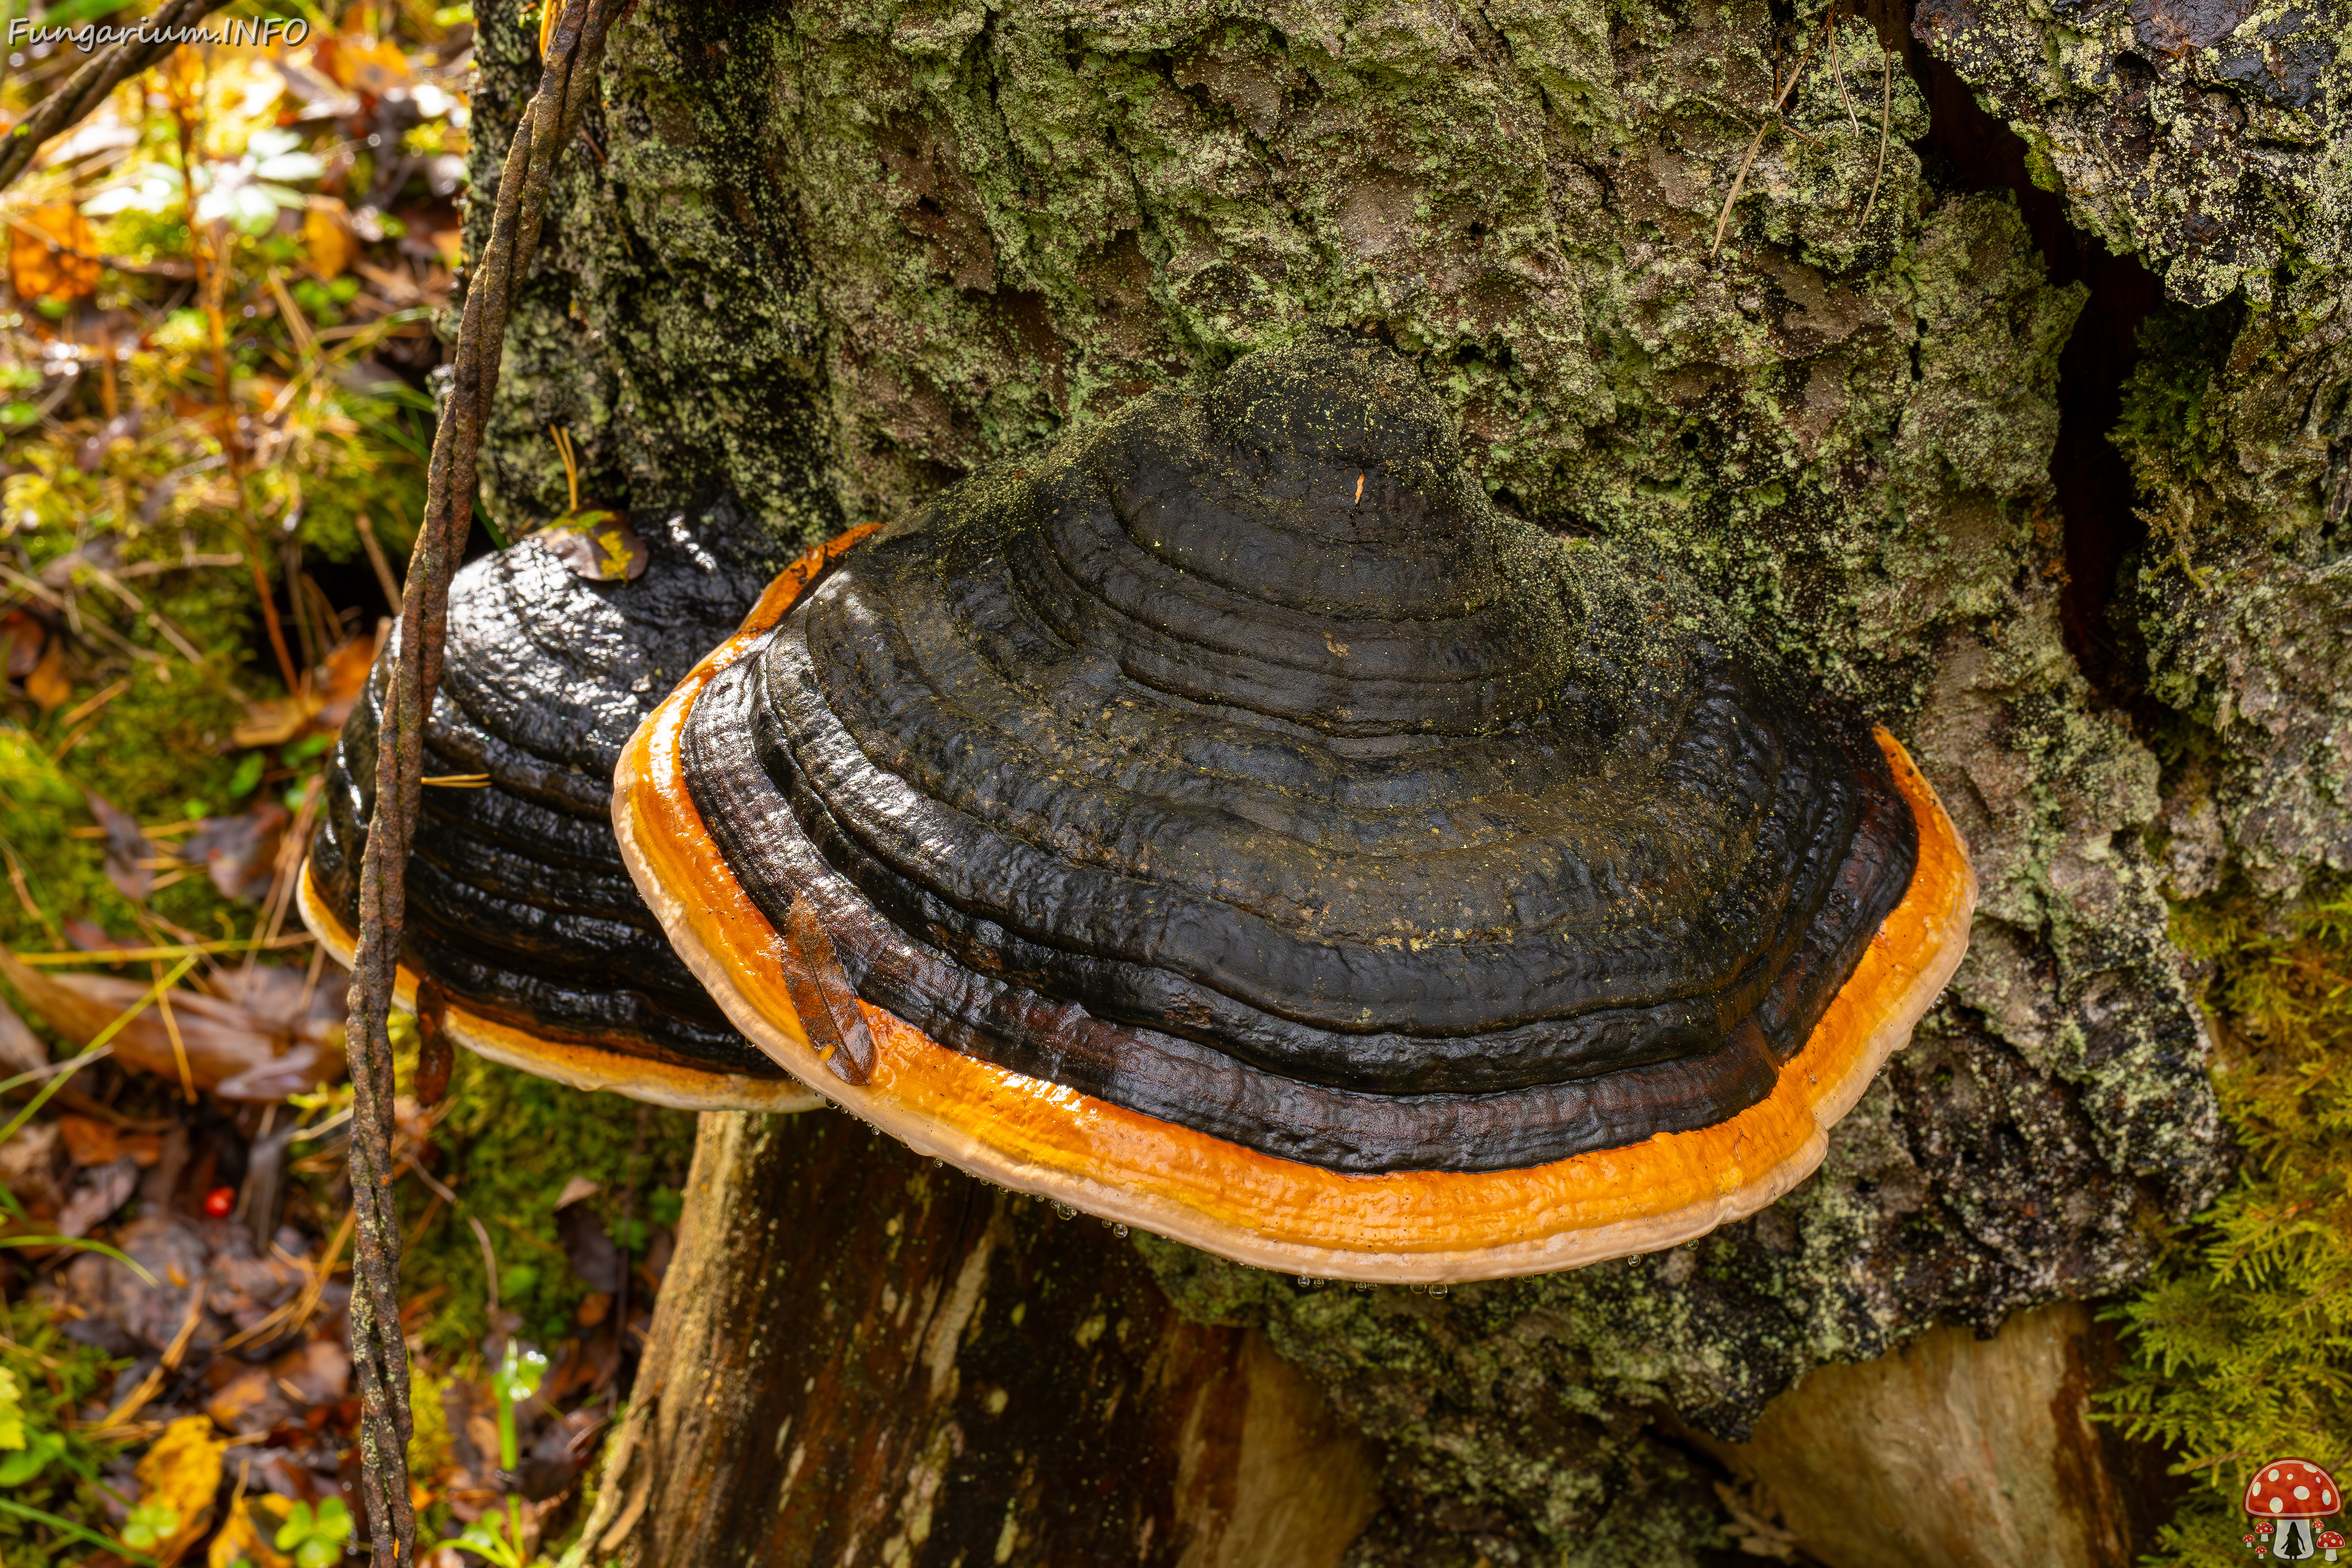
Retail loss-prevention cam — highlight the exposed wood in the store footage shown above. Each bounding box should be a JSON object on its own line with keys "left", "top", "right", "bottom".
{"left": 598, "top": 1109, "right": 1384, "bottom": 1567}
{"left": 1702, "top": 1302, "right": 2179, "bottom": 1567}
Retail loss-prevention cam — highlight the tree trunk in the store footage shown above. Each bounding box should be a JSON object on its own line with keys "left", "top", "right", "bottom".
{"left": 578, "top": 1110, "right": 1383, "bottom": 1568}
{"left": 452, "top": 0, "right": 2346, "bottom": 1556}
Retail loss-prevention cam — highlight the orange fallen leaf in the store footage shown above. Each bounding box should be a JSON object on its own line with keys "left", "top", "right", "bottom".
{"left": 313, "top": 632, "right": 377, "bottom": 730}
{"left": 0, "top": 609, "right": 46, "bottom": 678}
{"left": 7, "top": 204, "right": 99, "bottom": 302}
{"left": 230, "top": 692, "right": 320, "bottom": 747}
{"left": 206, "top": 1500, "right": 296, "bottom": 1568}
{"left": 24, "top": 639, "right": 70, "bottom": 712}
{"left": 314, "top": 32, "right": 409, "bottom": 95}
{"left": 303, "top": 198, "right": 353, "bottom": 281}
{"left": 56, "top": 1113, "right": 165, "bottom": 1169}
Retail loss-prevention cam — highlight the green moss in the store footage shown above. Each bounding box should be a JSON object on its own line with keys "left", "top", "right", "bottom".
{"left": 0, "top": 706, "right": 246, "bottom": 957}
{"left": 2114, "top": 301, "right": 2248, "bottom": 491}
{"left": 0, "top": 1298, "right": 134, "bottom": 1568}
{"left": 407, "top": 1366, "right": 455, "bottom": 1480}
{"left": 0, "top": 355, "right": 429, "bottom": 957}
{"left": 2100, "top": 895, "right": 2352, "bottom": 1567}
{"left": 394, "top": 1033, "right": 698, "bottom": 1361}
{"left": 466, "top": 0, "right": 842, "bottom": 555}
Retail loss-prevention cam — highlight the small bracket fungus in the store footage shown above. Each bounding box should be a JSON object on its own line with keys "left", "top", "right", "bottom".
{"left": 301, "top": 499, "right": 859, "bottom": 1114}
{"left": 2245, "top": 1459, "right": 2342, "bottom": 1561}
{"left": 614, "top": 336, "right": 1977, "bottom": 1281}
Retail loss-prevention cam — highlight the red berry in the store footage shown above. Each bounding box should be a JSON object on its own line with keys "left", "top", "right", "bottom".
{"left": 203, "top": 1186, "right": 236, "bottom": 1218}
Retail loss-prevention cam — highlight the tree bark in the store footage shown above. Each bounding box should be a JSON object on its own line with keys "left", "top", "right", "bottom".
{"left": 445, "top": 0, "right": 2347, "bottom": 1556}
{"left": 580, "top": 1110, "right": 1382, "bottom": 1568}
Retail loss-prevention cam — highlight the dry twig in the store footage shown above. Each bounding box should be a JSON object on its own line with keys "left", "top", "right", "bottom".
{"left": 341, "top": 0, "right": 627, "bottom": 1560}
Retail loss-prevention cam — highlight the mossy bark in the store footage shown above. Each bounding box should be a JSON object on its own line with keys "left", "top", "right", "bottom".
{"left": 453, "top": 0, "right": 2345, "bottom": 1558}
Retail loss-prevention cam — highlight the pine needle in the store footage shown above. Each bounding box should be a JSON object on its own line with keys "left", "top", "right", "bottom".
{"left": 1827, "top": 9, "right": 1861, "bottom": 132}
{"left": 1711, "top": 27, "right": 1822, "bottom": 260}
{"left": 1860, "top": 46, "right": 1894, "bottom": 228}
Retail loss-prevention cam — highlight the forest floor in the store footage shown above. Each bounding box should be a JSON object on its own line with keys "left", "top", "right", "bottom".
{"left": 0, "top": 6, "right": 2344, "bottom": 1567}
{"left": 0, "top": 7, "right": 696, "bottom": 1565}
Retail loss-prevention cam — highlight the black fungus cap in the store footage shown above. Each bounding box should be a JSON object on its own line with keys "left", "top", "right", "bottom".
{"left": 678, "top": 336, "right": 1921, "bottom": 1173}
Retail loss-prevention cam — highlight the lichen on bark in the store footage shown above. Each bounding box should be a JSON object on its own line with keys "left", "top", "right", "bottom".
{"left": 459, "top": 0, "right": 2242, "bottom": 1556}
{"left": 1917, "top": 0, "right": 2352, "bottom": 904}
{"left": 1913, "top": 0, "right": 2337, "bottom": 311}
{"left": 461, "top": 0, "right": 841, "bottom": 552}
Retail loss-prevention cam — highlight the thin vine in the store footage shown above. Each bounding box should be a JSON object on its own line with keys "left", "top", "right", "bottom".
{"left": 341, "top": 0, "right": 627, "bottom": 1559}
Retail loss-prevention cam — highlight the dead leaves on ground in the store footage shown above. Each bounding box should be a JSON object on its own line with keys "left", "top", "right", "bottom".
{"left": 229, "top": 628, "right": 378, "bottom": 748}
{"left": 2, "top": 608, "right": 74, "bottom": 712}
{"left": 85, "top": 788, "right": 156, "bottom": 902}
{"left": 180, "top": 804, "right": 289, "bottom": 902}
{"left": 0, "top": 947, "right": 347, "bottom": 1100}
{"left": 301, "top": 200, "right": 355, "bottom": 282}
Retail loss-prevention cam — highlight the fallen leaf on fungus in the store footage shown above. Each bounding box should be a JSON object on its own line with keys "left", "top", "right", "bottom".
{"left": 528, "top": 510, "right": 647, "bottom": 582}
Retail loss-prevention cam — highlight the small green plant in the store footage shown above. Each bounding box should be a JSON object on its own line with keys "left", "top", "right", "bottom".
{"left": 444, "top": 1511, "right": 534, "bottom": 1568}
{"left": 0, "top": 1365, "right": 23, "bottom": 1449}
{"left": 120, "top": 1502, "right": 181, "bottom": 1555}
{"left": 0, "top": 1430, "right": 67, "bottom": 1487}
{"left": 0, "top": 1301, "right": 132, "bottom": 1566}
{"left": 437, "top": 1341, "right": 549, "bottom": 1567}
{"left": 273, "top": 1498, "right": 354, "bottom": 1568}
{"left": 496, "top": 1340, "right": 551, "bottom": 1476}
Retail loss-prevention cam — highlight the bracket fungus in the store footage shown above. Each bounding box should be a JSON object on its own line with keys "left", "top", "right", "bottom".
{"left": 301, "top": 500, "right": 838, "bottom": 1113}
{"left": 616, "top": 336, "right": 1976, "bottom": 1281}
